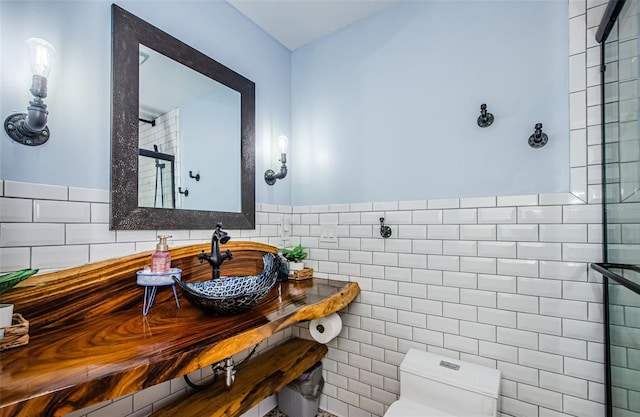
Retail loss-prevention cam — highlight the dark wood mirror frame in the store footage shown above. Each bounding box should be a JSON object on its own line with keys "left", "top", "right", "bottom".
{"left": 110, "top": 4, "right": 255, "bottom": 230}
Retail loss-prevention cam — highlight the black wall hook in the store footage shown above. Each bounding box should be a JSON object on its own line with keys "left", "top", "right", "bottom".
{"left": 178, "top": 187, "right": 189, "bottom": 197}
{"left": 189, "top": 171, "right": 200, "bottom": 181}
{"left": 477, "top": 103, "right": 494, "bottom": 128}
{"left": 380, "top": 217, "right": 392, "bottom": 239}
{"left": 528, "top": 123, "right": 548, "bottom": 148}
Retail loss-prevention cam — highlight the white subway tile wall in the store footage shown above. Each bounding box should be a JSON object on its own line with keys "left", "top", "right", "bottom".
{"left": 297, "top": 198, "right": 602, "bottom": 417}
{"left": 0, "top": 179, "right": 607, "bottom": 417}
{"left": 0, "top": 2, "right": 611, "bottom": 417}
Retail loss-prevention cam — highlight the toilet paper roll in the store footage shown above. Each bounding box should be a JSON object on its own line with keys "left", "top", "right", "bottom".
{"left": 309, "top": 312, "right": 342, "bottom": 344}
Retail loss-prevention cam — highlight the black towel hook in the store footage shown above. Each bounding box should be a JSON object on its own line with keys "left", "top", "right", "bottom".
{"left": 528, "top": 122, "right": 548, "bottom": 148}
{"left": 477, "top": 103, "right": 494, "bottom": 128}
{"left": 380, "top": 217, "right": 392, "bottom": 239}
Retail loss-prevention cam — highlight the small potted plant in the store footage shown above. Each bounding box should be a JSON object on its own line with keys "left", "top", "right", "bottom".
{"left": 282, "top": 244, "right": 307, "bottom": 273}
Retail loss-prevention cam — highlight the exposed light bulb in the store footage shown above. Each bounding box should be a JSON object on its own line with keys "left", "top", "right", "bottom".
{"left": 26, "top": 38, "right": 56, "bottom": 78}
{"left": 278, "top": 135, "right": 288, "bottom": 153}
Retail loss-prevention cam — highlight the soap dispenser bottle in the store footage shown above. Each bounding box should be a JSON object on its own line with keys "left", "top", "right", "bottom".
{"left": 151, "top": 235, "right": 172, "bottom": 273}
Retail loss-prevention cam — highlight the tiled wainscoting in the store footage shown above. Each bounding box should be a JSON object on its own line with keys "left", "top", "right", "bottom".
{"left": 0, "top": 179, "right": 606, "bottom": 417}
{"left": 0, "top": 179, "right": 290, "bottom": 274}
{"left": 289, "top": 194, "right": 605, "bottom": 417}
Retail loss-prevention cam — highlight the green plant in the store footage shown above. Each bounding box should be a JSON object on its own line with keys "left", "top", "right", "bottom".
{"left": 0, "top": 269, "right": 38, "bottom": 296}
{"left": 282, "top": 245, "right": 307, "bottom": 263}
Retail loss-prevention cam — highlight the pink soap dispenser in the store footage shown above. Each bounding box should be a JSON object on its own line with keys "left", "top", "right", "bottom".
{"left": 151, "top": 235, "right": 172, "bottom": 273}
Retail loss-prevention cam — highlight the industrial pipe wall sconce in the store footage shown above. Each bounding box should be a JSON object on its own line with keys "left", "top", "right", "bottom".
{"left": 4, "top": 38, "right": 56, "bottom": 146}
{"left": 265, "top": 135, "right": 288, "bottom": 185}
{"left": 528, "top": 122, "right": 548, "bottom": 148}
{"left": 477, "top": 103, "right": 494, "bottom": 128}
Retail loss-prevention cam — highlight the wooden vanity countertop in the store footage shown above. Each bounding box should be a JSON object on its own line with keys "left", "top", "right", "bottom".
{"left": 0, "top": 242, "right": 360, "bottom": 417}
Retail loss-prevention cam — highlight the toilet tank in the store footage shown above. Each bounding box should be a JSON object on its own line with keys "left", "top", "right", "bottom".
{"left": 399, "top": 349, "right": 501, "bottom": 417}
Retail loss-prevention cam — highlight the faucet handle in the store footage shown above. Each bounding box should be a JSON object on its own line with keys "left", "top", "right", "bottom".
{"left": 226, "top": 250, "right": 233, "bottom": 260}
{"left": 198, "top": 250, "right": 206, "bottom": 262}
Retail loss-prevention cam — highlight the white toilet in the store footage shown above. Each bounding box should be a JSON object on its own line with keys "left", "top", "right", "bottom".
{"left": 384, "top": 349, "right": 501, "bottom": 417}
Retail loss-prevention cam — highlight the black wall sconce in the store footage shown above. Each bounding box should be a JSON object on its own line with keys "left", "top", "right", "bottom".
{"left": 477, "top": 103, "right": 494, "bottom": 128}
{"left": 528, "top": 123, "right": 548, "bottom": 148}
{"left": 4, "top": 38, "right": 56, "bottom": 146}
{"left": 265, "top": 135, "right": 288, "bottom": 185}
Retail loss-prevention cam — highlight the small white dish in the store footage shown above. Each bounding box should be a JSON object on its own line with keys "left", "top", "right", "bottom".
{"left": 0, "top": 304, "right": 14, "bottom": 339}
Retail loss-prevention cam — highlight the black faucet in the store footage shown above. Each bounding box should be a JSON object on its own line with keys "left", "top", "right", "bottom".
{"left": 199, "top": 222, "right": 233, "bottom": 279}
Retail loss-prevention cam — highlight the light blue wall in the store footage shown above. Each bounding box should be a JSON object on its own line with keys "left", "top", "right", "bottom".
{"left": 1, "top": 1, "right": 571, "bottom": 208}
{"left": 0, "top": 0, "right": 292, "bottom": 206}
{"left": 291, "top": 0, "right": 570, "bottom": 205}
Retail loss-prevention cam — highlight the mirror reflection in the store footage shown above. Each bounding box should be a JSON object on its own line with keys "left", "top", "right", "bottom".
{"left": 111, "top": 4, "right": 255, "bottom": 230}
{"left": 138, "top": 147, "right": 176, "bottom": 208}
{"left": 138, "top": 45, "right": 241, "bottom": 212}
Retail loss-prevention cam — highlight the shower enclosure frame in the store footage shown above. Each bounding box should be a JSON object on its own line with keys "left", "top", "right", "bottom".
{"left": 138, "top": 148, "right": 176, "bottom": 209}
{"left": 592, "top": 1, "right": 639, "bottom": 416}
{"left": 591, "top": 262, "right": 639, "bottom": 416}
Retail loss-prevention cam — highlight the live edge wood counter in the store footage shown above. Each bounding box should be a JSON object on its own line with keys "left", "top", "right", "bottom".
{"left": 0, "top": 241, "right": 361, "bottom": 417}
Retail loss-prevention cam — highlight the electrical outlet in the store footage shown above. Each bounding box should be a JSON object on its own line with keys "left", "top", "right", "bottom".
{"left": 282, "top": 214, "right": 291, "bottom": 233}
{"left": 320, "top": 224, "right": 338, "bottom": 243}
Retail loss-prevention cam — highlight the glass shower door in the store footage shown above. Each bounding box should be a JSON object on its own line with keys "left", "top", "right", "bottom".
{"left": 599, "top": 1, "right": 640, "bottom": 416}
{"left": 603, "top": 0, "right": 640, "bottom": 264}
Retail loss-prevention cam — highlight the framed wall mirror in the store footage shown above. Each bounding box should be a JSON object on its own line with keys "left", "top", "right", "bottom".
{"left": 111, "top": 4, "right": 255, "bottom": 230}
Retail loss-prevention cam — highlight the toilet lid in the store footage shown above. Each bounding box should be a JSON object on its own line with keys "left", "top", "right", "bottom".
{"left": 385, "top": 399, "right": 455, "bottom": 417}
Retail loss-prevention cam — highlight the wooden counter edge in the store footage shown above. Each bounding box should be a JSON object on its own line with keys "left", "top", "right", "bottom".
{"left": 0, "top": 279, "right": 360, "bottom": 417}
{"left": 151, "top": 337, "right": 328, "bottom": 417}
{"left": 177, "top": 280, "right": 360, "bottom": 376}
